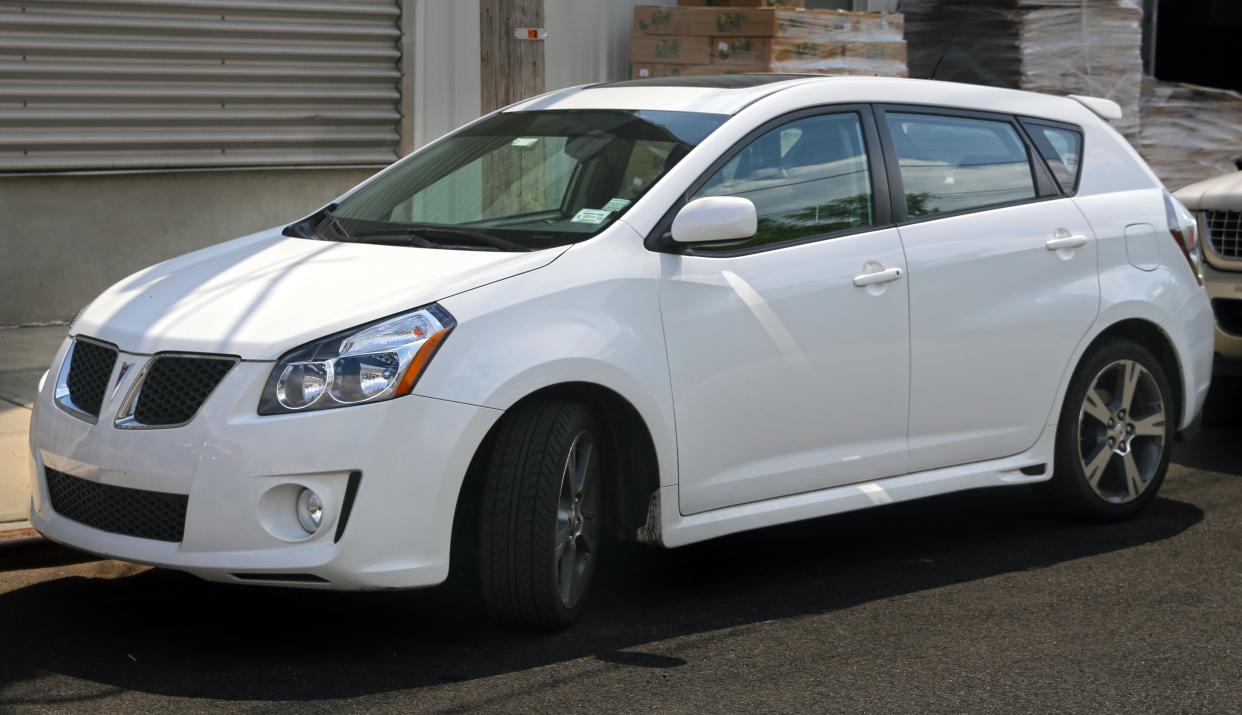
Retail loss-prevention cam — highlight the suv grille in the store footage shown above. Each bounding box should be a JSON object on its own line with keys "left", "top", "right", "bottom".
{"left": 130, "top": 355, "right": 236, "bottom": 427}
{"left": 45, "top": 468, "right": 188, "bottom": 542}
{"left": 65, "top": 339, "right": 118, "bottom": 417}
{"left": 1206, "top": 210, "right": 1242, "bottom": 259}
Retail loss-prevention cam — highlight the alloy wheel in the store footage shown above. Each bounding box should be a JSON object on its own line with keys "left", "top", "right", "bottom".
{"left": 1077, "top": 359, "right": 1167, "bottom": 504}
{"left": 555, "top": 431, "right": 599, "bottom": 609}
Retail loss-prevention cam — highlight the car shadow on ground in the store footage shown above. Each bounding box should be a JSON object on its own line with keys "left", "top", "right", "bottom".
{"left": 2, "top": 379, "right": 1236, "bottom": 705}
{"left": 0, "top": 481, "right": 1208, "bottom": 704}
{"left": 1176, "top": 376, "right": 1242, "bottom": 473}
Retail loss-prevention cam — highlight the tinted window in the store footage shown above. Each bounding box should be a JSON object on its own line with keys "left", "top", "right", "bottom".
{"left": 692, "top": 112, "right": 874, "bottom": 251}
{"left": 886, "top": 113, "right": 1036, "bottom": 217}
{"left": 1030, "top": 124, "right": 1083, "bottom": 193}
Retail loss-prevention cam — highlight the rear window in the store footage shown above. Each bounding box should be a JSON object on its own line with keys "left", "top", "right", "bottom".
{"left": 885, "top": 112, "right": 1037, "bottom": 218}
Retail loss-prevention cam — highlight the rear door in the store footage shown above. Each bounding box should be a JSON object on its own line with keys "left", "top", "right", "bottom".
{"left": 877, "top": 107, "right": 1100, "bottom": 472}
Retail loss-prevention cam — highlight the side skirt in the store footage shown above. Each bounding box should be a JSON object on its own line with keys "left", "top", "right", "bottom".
{"left": 655, "top": 425, "right": 1057, "bottom": 549}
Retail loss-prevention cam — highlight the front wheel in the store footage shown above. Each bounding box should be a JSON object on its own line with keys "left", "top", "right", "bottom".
{"left": 1046, "top": 339, "right": 1175, "bottom": 520}
{"left": 478, "top": 399, "right": 602, "bottom": 629}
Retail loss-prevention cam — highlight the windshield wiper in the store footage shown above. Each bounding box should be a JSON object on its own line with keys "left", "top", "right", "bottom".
{"left": 317, "top": 204, "right": 352, "bottom": 241}
{"left": 343, "top": 229, "right": 439, "bottom": 249}
{"left": 350, "top": 225, "right": 532, "bottom": 252}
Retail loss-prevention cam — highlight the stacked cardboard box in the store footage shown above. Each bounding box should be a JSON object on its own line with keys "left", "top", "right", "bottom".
{"left": 1139, "top": 78, "right": 1242, "bottom": 190}
{"left": 901, "top": 0, "right": 1021, "bottom": 87}
{"left": 1018, "top": 0, "right": 1143, "bottom": 141}
{"left": 900, "top": 0, "right": 1142, "bottom": 141}
{"left": 674, "top": 0, "right": 801, "bottom": 7}
{"left": 630, "top": 3, "right": 907, "bottom": 80}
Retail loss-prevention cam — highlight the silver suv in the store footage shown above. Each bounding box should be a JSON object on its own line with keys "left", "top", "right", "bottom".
{"left": 1175, "top": 172, "right": 1242, "bottom": 374}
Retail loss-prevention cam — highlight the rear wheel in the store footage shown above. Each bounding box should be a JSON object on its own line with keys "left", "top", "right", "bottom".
{"left": 478, "top": 399, "right": 602, "bottom": 629}
{"left": 1046, "top": 339, "right": 1174, "bottom": 519}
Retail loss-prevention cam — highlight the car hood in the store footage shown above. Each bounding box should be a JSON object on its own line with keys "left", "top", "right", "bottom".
{"left": 72, "top": 228, "right": 568, "bottom": 360}
{"left": 1173, "top": 170, "right": 1242, "bottom": 211}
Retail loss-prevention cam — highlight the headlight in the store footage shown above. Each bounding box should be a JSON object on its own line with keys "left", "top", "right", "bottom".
{"left": 258, "top": 305, "right": 455, "bottom": 415}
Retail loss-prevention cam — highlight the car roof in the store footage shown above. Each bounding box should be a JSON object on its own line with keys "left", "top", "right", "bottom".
{"left": 505, "top": 75, "right": 1095, "bottom": 126}
{"left": 597, "top": 74, "right": 812, "bottom": 90}
{"left": 1173, "top": 170, "right": 1242, "bottom": 211}
{"left": 505, "top": 74, "right": 825, "bottom": 115}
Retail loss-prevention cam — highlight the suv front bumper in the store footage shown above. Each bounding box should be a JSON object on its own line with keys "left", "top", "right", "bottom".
{"left": 1204, "top": 262, "right": 1242, "bottom": 368}
{"left": 29, "top": 338, "right": 501, "bottom": 590}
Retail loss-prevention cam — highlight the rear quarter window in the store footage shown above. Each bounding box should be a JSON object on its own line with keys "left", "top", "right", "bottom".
{"left": 1023, "top": 121, "right": 1084, "bottom": 194}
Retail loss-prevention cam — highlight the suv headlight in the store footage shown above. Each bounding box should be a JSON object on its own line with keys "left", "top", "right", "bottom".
{"left": 258, "top": 305, "right": 455, "bottom": 415}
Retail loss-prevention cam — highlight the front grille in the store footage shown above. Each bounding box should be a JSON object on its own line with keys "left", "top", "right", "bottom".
{"left": 45, "top": 468, "right": 188, "bottom": 542}
{"left": 65, "top": 339, "right": 118, "bottom": 417}
{"left": 131, "top": 355, "right": 236, "bottom": 426}
{"left": 1213, "top": 299, "right": 1242, "bottom": 336}
{"left": 1206, "top": 210, "right": 1242, "bottom": 259}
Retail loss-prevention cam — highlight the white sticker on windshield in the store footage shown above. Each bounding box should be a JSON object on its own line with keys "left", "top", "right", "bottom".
{"left": 571, "top": 208, "right": 612, "bottom": 224}
{"left": 601, "top": 198, "right": 632, "bottom": 212}
{"left": 511, "top": 137, "right": 539, "bottom": 148}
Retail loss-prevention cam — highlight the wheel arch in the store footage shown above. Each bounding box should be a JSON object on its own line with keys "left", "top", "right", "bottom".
{"left": 450, "top": 381, "right": 663, "bottom": 579}
{"left": 1071, "top": 318, "right": 1186, "bottom": 429}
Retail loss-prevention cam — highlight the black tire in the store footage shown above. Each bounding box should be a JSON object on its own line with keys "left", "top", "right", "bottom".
{"left": 478, "top": 399, "right": 603, "bottom": 629}
{"left": 1044, "top": 338, "right": 1175, "bottom": 520}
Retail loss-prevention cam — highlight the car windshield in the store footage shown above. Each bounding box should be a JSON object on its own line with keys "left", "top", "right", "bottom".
{"left": 298, "top": 109, "right": 728, "bottom": 252}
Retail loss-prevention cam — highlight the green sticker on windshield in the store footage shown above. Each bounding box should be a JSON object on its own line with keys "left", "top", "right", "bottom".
{"left": 601, "top": 198, "right": 632, "bottom": 212}
{"left": 510, "top": 137, "right": 539, "bottom": 148}
{"left": 571, "top": 208, "right": 612, "bottom": 224}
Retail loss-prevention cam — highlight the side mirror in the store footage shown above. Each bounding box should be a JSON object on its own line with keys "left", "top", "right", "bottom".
{"left": 670, "top": 196, "right": 757, "bottom": 244}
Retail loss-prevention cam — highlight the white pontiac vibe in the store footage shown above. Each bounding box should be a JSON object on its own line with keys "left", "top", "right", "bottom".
{"left": 31, "top": 75, "right": 1213, "bottom": 628}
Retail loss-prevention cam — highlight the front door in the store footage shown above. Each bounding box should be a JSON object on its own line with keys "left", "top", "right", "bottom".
{"left": 659, "top": 108, "right": 911, "bottom": 515}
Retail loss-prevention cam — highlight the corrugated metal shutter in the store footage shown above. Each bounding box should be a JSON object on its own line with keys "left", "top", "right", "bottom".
{"left": 0, "top": 0, "right": 402, "bottom": 172}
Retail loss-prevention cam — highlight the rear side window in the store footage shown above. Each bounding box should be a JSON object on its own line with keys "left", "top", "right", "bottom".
{"left": 692, "top": 112, "right": 874, "bottom": 252}
{"left": 1025, "top": 123, "right": 1083, "bottom": 194}
{"left": 885, "top": 112, "right": 1036, "bottom": 218}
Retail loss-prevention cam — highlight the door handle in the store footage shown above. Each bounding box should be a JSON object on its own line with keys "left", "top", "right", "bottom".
{"left": 853, "top": 267, "right": 903, "bottom": 287}
{"left": 1045, "top": 235, "right": 1088, "bottom": 251}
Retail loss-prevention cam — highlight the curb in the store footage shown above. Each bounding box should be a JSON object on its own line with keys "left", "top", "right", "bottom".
{"left": 0, "top": 526, "right": 97, "bottom": 573}
{"left": 0, "top": 526, "right": 44, "bottom": 549}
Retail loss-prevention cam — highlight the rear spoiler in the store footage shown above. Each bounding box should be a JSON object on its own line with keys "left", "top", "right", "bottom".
{"left": 1069, "top": 95, "right": 1123, "bottom": 121}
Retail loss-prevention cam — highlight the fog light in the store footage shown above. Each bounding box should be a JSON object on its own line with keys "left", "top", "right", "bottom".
{"left": 296, "top": 488, "right": 324, "bottom": 534}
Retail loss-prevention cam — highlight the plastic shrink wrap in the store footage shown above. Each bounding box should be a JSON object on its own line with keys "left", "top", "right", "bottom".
{"left": 1018, "top": 0, "right": 1143, "bottom": 141}
{"left": 901, "top": 0, "right": 1022, "bottom": 88}
{"left": 1140, "top": 78, "right": 1242, "bottom": 190}
{"left": 902, "top": 0, "right": 1142, "bottom": 140}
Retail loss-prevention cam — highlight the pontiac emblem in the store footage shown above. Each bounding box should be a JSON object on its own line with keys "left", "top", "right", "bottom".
{"left": 111, "top": 361, "right": 134, "bottom": 398}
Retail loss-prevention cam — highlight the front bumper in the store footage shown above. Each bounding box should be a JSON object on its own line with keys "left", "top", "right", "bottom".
{"left": 29, "top": 338, "right": 501, "bottom": 589}
{"left": 1203, "top": 261, "right": 1242, "bottom": 365}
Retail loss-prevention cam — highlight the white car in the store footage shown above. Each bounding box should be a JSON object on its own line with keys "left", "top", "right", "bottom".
{"left": 30, "top": 75, "right": 1213, "bottom": 628}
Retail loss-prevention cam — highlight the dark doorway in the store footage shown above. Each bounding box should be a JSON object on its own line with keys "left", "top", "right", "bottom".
{"left": 1153, "top": 0, "right": 1242, "bottom": 92}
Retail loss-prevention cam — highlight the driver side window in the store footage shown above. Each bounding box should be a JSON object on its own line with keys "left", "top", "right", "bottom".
{"left": 691, "top": 112, "right": 875, "bottom": 252}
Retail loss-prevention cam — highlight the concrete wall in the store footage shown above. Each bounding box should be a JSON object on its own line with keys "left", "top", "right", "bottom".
{"left": 0, "top": 168, "right": 376, "bottom": 325}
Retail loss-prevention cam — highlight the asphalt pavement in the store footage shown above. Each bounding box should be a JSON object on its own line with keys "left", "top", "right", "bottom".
{"left": 2, "top": 382, "right": 1240, "bottom": 713}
